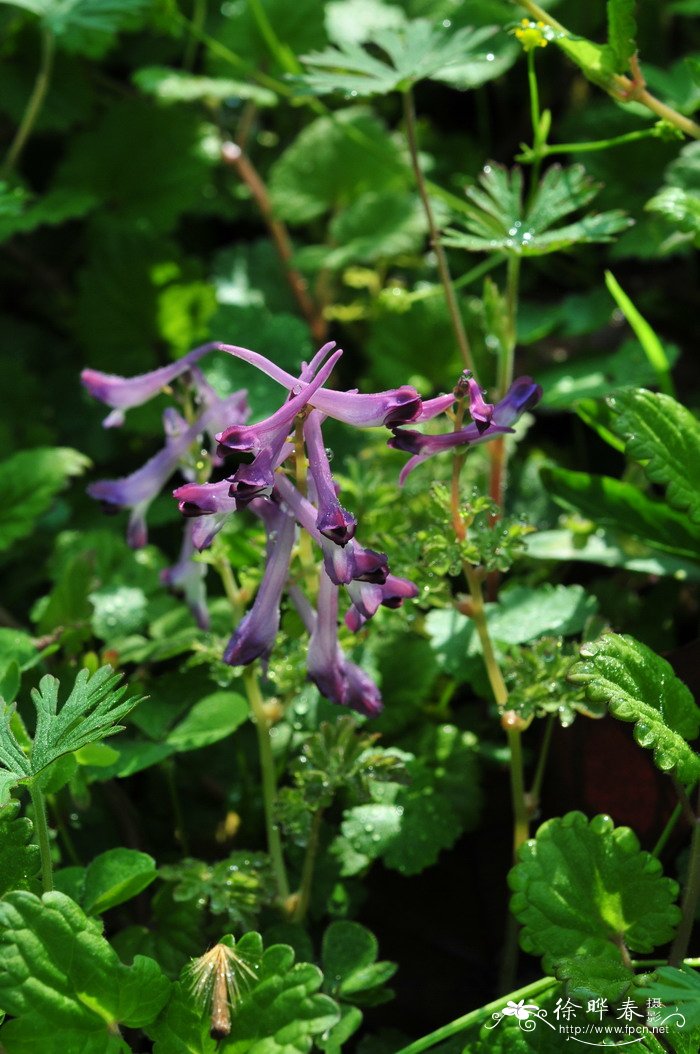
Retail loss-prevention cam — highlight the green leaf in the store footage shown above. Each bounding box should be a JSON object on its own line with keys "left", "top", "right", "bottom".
{"left": 556, "top": 34, "right": 618, "bottom": 93}
{"left": 0, "top": 890, "right": 170, "bottom": 1052}
{"left": 0, "top": 666, "right": 142, "bottom": 802}
{"left": 133, "top": 66, "right": 276, "bottom": 107}
{"left": 112, "top": 885, "right": 204, "bottom": 980}
{"left": 0, "top": 186, "right": 96, "bottom": 244}
{"left": 606, "top": 0, "right": 637, "bottom": 73}
{"left": 427, "top": 585, "right": 597, "bottom": 677}
{"left": 160, "top": 852, "right": 275, "bottom": 931}
{"left": 0, "top": 447, "right": 89, "bottom": 554}
{"left": 0, "top": 800, "right": 40, "bottom": 896}
{"left": 509, "top": 812, "right": 681, "bottom": 1002}
{"left": 541, "top": 466, "right": 700, "bottom": 561}
{"left": 537, "top": 338, "right": 680, "bottom": 410}
{"left": 604, "top": 272, "right": 673, "bottom": 394}
{"left": 82, "top": 848, "right": 157, "bottom": 915}
{"left": 524, "top": 528, "right": 700, "bottom": 580}
{"left": 570, "top": 632, "right": 700, "bottom": 784}
{"left": 335, "top": 726, "right": 481, "bottom": 875}
{"left": 299, "top": 19, "right": 500, "bottom": 95}
{"left": 166, "top": 691, "right": 249, "bottom": 752}
{"left": 0, "top": 0, "right": 153, "bottom": 58}
{"left": 90, "top": 585, "right": 148, "bottom": 640}
{"left": 148, "top": 937, "right": 340, "bottom": 1053}
{"left": 636, "top": 967, "right": 700, "bottom": 1030}
{"left": 646, "top": 141, "right": 700, "bottom": 245}
{"left": 268, "top": 107, "right": 407, "bottom": 225}
{"left": 321, "top": 921, "right": 396, "bottom": 1004}
{"left": 444, "top": 163, "right": 630, "bottom": 256}
{"left": 325, "top": 0, "right": 405, "bottom": 47}
{"left": 608, "top": 388, "right": 700, "bottom": 525}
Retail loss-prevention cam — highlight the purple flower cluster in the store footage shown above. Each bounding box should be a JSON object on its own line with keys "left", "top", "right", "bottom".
{"left": 82, "top": 341, "right": 541, "bottom": 716}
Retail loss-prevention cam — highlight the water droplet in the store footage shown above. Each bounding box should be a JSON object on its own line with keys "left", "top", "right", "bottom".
{"left": 486, "top": 52, "right": 495, "bottom": 62}
{"left": 442, "top": 19, "right": 451, "bottom": 27}
{"left": 292, "top": 384, "right": 302, "bottom": 395}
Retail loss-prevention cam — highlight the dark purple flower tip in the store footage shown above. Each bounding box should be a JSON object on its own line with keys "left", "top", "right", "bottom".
{"left": 350, "top": 545, "right": 389, "bottom": 584}
{"left": 380, "top": 387, "right": 423, "bottom": 427}
{"left": 317, "top": 506, "right": 357, "bottom": 545}
{"left": 173, "top": 480, "right": 237, "bottom": 517}
{"left": 380, "top": 574, "right": 419, "bottom": 609}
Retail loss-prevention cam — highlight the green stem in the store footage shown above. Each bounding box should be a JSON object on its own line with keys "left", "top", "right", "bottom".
{"left": 402, "top": 88, "right": 476, "bottom": 375}
{"left": 183, "top": 0, "right": 208, "bottom": 69}
{"left": 408, "top": 255, "right": 501, "bottom": 303}
{"left": 30, "top": 782, "right": 53, "bottom": 893}
{"left": 633, "top": 957, "right": 700, "bottom": 969}
{"left": 669, "top": 789, "right": 700, "bottom": 967}
{"left": 518, "top": 127, "right": 662, "bottom": 161}
{"left": 243, "top": 665, "right": 290, "bottom": 903}
{"left": 512, "top": 0, "right": 566, "bottom": 34}
{"left": 48, "top": 794, "right": 81, "bottom": 866}
{"left": 294, "top": 807, "right": 324, "bottom": 923}
{"left": 652, "top": 802, "right": 683, "bottom": 859}
{"left": 528, "top": 713, "right": 555, "bottom": 808}
{"left": 2, "top": 29, "right": 55, "bottom": 175}
{"left": 163, "top": 758, "right": 191, "bottom": 855}
{"left": 525, "top": 49, "right": 545, "bottom": 190}
{"left": 393, "top": 976, "right": 557, "bottom": 1054}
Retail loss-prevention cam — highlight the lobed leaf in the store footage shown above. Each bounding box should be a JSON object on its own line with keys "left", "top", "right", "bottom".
{"left": 509, "top": 812, "right": 680, "bottom": 1002}
{"left": 570, "top": 632, "right": 700, "bottom": 784}
{"left": 0, "top": 890, "right": 170, "bottom": 1052}
{"left": 0, "top": 0, "right": 153, "bottom": 58}
{"left": 609, "top": 388, "right": 700, "bottom": 525}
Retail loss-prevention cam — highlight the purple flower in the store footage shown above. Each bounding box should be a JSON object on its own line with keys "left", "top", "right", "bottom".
{"left": 389, "top": 376, "right": 542, "bottom": 483}
{"left": 88, "top": 390, "right": 248, "bottom": 547}
{"left": 345, "top": 573, "right": 418, "bottom": 632}
{"left": 304, "top": 410, "right": 356, "bottom": 545}
{"left": 464, "top": 375, "right": 494, "bottom": 432}
{"left": 161, "top": 521, "right": 209, "bottom": 630}
{"left": 290, "top": 579, "right": 383, "bottom": 717}
{"left": 223, "top": 501, "right": 296, "bottom": 667}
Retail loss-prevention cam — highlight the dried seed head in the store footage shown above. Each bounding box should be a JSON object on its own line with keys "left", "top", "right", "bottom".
{"left": 186, "top": 941, "right": 258, "bottom": 1040}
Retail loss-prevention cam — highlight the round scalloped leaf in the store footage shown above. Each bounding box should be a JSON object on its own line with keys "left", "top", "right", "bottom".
{"left": 509, "top": 812, "right": 680, "bottom": 1003}
{"left": 570, "top": 632, "right": 700, "bottom": 785}
{"left": 0, "top": 890, "right": 170, "bottom": 1052}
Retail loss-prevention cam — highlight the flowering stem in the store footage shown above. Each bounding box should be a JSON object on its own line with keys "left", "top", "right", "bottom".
{"left": 402, "top": 88, "right": 476, "bottom": 376}
{"left": 29, "top": 782, "right": 53, "bottom": 893}
{"left": 669, "top": 787, "right": 700, "bottom": 967}
{"left": 525, "top": 49, "right": 545, "bottom": 189}
{"left": 293, "top": 807, "right": 324, "bottom": 923}
{"left": 162, "top": 758, "right": 191, "bottom": 855}
{"left": 242, "top": 665, "right": 290, "bottom": 903}
{"left": 527, "top": 713, "right": 555, "bottom": 811}
{"left": 513, "top": 0, "right": 700, "bottom": 140}
{"left": 393, "top": 975, "right": 557, "bottom": 1054}
{"left": 517, "top": 127, "right": 664, "bottom": 161}
{"left": 2, "top": 28, "right": 55, "bottom": 175}
{"left": 221, "top": 143, "right": 327, "bottom": 343}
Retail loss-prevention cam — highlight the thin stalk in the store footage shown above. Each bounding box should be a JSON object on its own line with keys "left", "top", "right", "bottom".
{"left": 393, "top": 975, "right": 557, "bottom": 1054}
{"left": 3, "top": 29, "right": 55, "bottom": 175}
{"left": 215, "top": 555, "right": 244, "bottom": 621}
{"left": 221, "top": 143, "right": 327, "bottom": 343}
{"left": 407, "top": 256, "right": 501, "bottom": 303}
{"left": 652, "top": 802, "right": 683, "bottom": 859}
{"left": 517, "top": 127, "right": 663, "bottom": 161}
{"left": 669, "top": 788, "right": 700, "bottom": 967}
{"left": 633, "top": 957, "right": 700, "bottom": 969}
{"left": 183, "top": 0, "right": 208, "bottom": 70}
{"left": 243, "top": 665, "right": 290, "bottom": 902}
{"left": 48, "top": 795, "right": 81, "bottom": 866}
{"left": 528, "top": 712, "right": 555, "bottom": 811}
{"left": 163, "top": 759, "right": 191, "bottom": 855}
{"left": 29, "top": 783, "right": 53, "bottom": 893}
{"left": 293, "top": 807, "right": 324, "bottom": 923}
{"left": 402, "top": 88, "right": 476, "bottom": 375}
{"left": 526, "top": 49, "right": 544, "bottom": 188}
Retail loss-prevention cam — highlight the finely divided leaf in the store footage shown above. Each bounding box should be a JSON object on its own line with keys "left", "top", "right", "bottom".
{"left": 444, "top": 163, "right": 630, "bottom": 256}
{"left": 636, "top": 966, "right": 700, "bottom": 1029}
{"left": 509, "top": 812, "right": 680, "bottom": 1002}
{"left": 0, "top": 0, "right": 153, "bottom": 58}
{"left": 609, "top": 388, "right": 700, "bottom": 525}
{"left": 133, "top": 67, "right": 276, "bottom": 107}
{"left": 0, "top": 890, "right": 170, "bottom": 1052}
{"left": 570, "top": 632, "right": 700, "bottom": 784}
{"left": 31, "top": 666, "right": 141, "bottom": 773}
